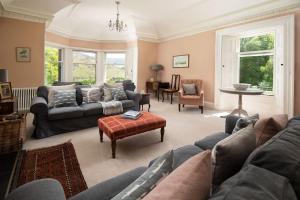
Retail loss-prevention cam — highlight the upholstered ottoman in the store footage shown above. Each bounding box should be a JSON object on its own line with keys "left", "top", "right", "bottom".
{"left": 98, "top": 112, "right": 166, "bottom": 158}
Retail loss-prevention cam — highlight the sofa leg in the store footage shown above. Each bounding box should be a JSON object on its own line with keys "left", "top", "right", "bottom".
{"left": 178, "top": 104, "right": 181, "bottom": 112}
{"left": 199, "top": 106, "right": 204, "bottom": 114}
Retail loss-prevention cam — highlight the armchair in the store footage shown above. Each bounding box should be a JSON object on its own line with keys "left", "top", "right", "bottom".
{"left": 178, "top": 79, "right": 204, "bottom": 113}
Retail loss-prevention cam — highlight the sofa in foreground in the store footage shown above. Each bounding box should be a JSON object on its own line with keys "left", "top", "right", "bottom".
{"left": 6, "top": 115, "right": 300, "bottom": 200}
{"left": 30, "top": 81, "right": 141, "bottom": 139}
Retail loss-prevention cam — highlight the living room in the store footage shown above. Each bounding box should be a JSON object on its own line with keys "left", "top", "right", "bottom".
{"left": 0, "top": 0, "right": 300, "bottom": 200}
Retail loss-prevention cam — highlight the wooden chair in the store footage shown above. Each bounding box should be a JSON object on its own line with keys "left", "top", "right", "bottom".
{"left": 178, "top": 79, "right": 204, "bottom": 113}
{"left": 161, "top": 74, "right": 180, "bottom": 104}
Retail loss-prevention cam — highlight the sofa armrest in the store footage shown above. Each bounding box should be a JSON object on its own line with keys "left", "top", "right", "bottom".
{"left": 125, "top": 90, "right": 141, "bottom": 111}
{"left": 5, "top": 179, "right": 66, "bottom": 200}
{"left": 30, "top": 96, "right": 48, "bottom": 118}
{"left": 225, "top": 115, "right": 241, "bottom": 134}
{"left": 70, "top": 167, "right": 147, "bottom": 200}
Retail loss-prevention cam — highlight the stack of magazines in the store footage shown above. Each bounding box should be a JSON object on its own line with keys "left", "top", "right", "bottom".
{"left": 121, "top": 110, "right": 142, "bottom": 119}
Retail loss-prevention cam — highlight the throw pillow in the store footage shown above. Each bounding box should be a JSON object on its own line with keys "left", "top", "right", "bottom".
{"left": 244, "top": 122, "right": 300, "bottom": 199}
{"left": 112, "top": 151, "right": 174, "bottom": 200}
{"left": 212, "top": 125, "right": 256, "bottom": 188}
{"left": 255, "top": 114, "right": 288, "bottom": 146}
{"left": 182, "top": 83, "right": 196, "bottom": 95}
{"left": 81, "top": 87, "right": 101, "bottom": 103}
{"left": 232, "top": 114, "right": 259, "bottom": 134}
{"left": 111, "top": 87, "right": 128, "bottom": 101}
{"left": 53, "top": 89, "right": 78, "bottom": 108}
{"left": 143, "top": 150, "right": 212, "bottom": 200}
{"left": 210, "top": 165, "right": 297, "bottom": 200}
{"left": 103, "top": 87, "right": 113, "bottom": 102}
{"left": 47, "top": 84, "right": 75, "bottom": 107}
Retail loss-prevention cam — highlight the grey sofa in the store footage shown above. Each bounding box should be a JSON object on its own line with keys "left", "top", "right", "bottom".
{"left": 30, "top": 82, "right": 141, "bottom": 139}
{"left": 7, "top": 115, "right": 300, "bottom": 199}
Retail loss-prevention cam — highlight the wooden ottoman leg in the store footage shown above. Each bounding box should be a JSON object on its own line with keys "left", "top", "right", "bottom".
{"left": 99, "top": 129, "right": 103, "bottom": 142}
{"left": 160, "top": 127, "right": 165, "bottom": 142}
{"left": 111, "top": 140, "right": 116, "bottom": 158}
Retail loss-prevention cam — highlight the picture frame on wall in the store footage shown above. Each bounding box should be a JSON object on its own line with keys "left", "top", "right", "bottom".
{"left": 0, "top": 82, "right": 13, "bottom": 100}
{"left": 16, "top": 47, "right": 31, "bottom": 62}
{"left": 173, "top": 54, "right": 189, "bottom": 68}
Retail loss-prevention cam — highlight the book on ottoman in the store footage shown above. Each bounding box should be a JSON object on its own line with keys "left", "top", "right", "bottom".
{"left": 122, "top": 110, "right": 142, "bottom": 119}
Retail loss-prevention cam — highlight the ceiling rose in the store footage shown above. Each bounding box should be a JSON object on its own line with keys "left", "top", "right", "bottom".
{"left": 108, "top": 0, "right": 128, "bottom": 32}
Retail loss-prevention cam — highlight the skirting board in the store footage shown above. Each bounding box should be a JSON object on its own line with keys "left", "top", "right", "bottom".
{"left": 204, "top": 101, "right": 215, "bottom": 109}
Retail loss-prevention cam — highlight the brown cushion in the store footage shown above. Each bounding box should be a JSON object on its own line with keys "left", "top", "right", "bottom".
{"left": 254, "top": 114, "right": 288, "bottom": 147}
{"left": 143, "top": 150, "right": 212, "bottom": 200}
{"left": 212, "top": 125, "right": 256, "bottom": 189}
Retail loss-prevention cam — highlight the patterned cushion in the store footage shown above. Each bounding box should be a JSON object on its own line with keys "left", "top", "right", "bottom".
{"left": 232, "top": 114, "right": 259, "bottom": 134}
{"left": 47, "top": 84, "right": 75, "bottom": 107}
{"left": 53, "top": 89, "right": 78, "bottom": 108}
{"left": 81, "top": 87, "right": 101, "bottom": 103}
{"left": 98, "top": 112, "right": 166, "bottom": 140}
{"left": 103, "top": 87, "right": 113, "bottom": 102}
{"left": 112, "top": 150, "right": 174, "bottom": 200}
{"left": 111, "top": 87, "right": 128, "bottom": 101}
{"left": 183, "top": 83, "right": 197, "bottom": 95}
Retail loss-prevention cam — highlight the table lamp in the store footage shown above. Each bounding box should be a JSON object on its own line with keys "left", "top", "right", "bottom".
{"left": 150, "top": 64, "right": 164, "bottom": 81}
{"left": 0, "top": 69, "right": 8, "bottom": 82}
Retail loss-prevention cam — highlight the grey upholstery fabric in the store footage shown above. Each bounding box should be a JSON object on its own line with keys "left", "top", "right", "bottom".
{"left": 5, "top": 179, "right": 66, "bottom": 200}
{"left": 244, "top": 118, "right": 300, "bottom": 199}
{"left": 80, "top": 103, "right": 103, "bottom": 116}
{"left": 122, "top": 80, "right": 136, "bottom": 92}
{"left": 125, "top": 90, "right": 141, "bottom": 111}
{"left": 111, "top": 87, "right": 128, "bottom": 101}
{"left": 194, "top": 132, "right": 230, "bottom": 150}
{"left": 48, "top": 107, "right": 84, "bottom": 120}
{"left": 224, "top": 115, "right": 241, "bottom": 134}
{"left": 36, "top": 86, "right": 49, "bottom": 102}
{"left": 182, "top": 83, "right": 196, "bottom": 95}
{"left": 232, "top": 114, "right": 259, "bottom": 134}
{"left": 121, "top": 100, "right": 135, "bottom": 109}
{"left": 210, "top": 165, "right": 297, "bottom": 200}
{"left": 112, "top": 151, "right": 174, "bottom": 200}
{"left": 30, "top": 97, "right": 48, "bottom": 118}
{"left": 70, "top": 167, "right": 147, "bottom": 200}
{"left": 149, "top": 145, "right": 203, "bottom": 169}
{"left": 53, "top": 89, "right": 78, "bottom": 108}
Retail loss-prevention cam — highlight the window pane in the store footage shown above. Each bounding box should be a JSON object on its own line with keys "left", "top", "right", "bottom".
{"left": 73, "top": 51, "right": 96, "bottom": 64}
{"left": 105, "top": 53, "right": 126, "bottom": 84}
{"left": 240, "top": 55, "right": 273, "bottom": 92}
{"left": 73, "top": 63, "right": 96, "bottom": 85}
{"left": 45, "top": 47, "right": 61, "bottom": 85}
{"left": 240, "top": 33, "right": 274, "bottom": 52}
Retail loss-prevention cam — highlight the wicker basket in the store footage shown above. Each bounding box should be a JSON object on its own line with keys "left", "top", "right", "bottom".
{"left": 0, "top": 119, "right": 23, "bottom": 154}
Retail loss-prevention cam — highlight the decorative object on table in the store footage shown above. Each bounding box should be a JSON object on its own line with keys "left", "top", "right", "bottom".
{"left": 98, "top": 112, "right": 166, "bottom": 158}
{"left": 150, "top": 64, "right": 164, "bottom": 81}
{"left": 146, "top": 81, "right": 159, "bottom": 96}
{"left": 173, "top": 54, "right": 189, "bottom": 68}
{"left": 178, "top": 79, "right": 204, "bottom": 113}
{"left": 16, "top": 142, "right": 87, "bottom": 198}
{"left": 233, "top": 83, "right": 251, "bottom": 91}
{"left": 219, "top": 88, "right": 263, "bottom": 117}
{"left": 149, "top": 77, "right": 154, "bottom": 82}
{"left": 122, "top": 110, "right": 142, "bottom": 119}
{"left": 140, "top": 93, "right": 151, "bottom": 112}
{"left": 0, "top": 69, "right": 8, "bottom": 82}
{"left": 160, "top": 74, "right": 180, "bottom": 104}
{"left": 0, "top": 113, "right": 26, "bottom": 154}
{"left": 16, "top": 47, "right": 31, "bottom": 62}
{"left": 0, "top": 82, "right": 13, "bottom": 100}
{"left": 108, "top": 0, "right": 127, "bottom": 32}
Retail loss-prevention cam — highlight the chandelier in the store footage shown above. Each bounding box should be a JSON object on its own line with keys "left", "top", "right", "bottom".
{"left": 108, "top": 1, "right": 127, "bottom": 32}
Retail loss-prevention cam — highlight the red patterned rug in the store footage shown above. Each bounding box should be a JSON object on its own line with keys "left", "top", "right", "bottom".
{"left": 17, "top": 142, "right": 87, "bottom": 198}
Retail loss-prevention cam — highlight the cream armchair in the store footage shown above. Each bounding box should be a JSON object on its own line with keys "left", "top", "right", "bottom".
{"left": 178, "top": 79, "right": 204, "bottom": 113}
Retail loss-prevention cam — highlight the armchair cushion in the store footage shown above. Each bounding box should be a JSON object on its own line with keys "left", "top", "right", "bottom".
{"left": 182, "top": 83, "right": 196, "bottom": 95}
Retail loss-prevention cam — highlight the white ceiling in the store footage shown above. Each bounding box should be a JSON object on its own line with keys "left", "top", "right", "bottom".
{"left": 1, "top": 0, "right": 300, "bottom": 41}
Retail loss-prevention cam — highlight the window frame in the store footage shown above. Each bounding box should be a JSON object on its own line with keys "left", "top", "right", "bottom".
{"left": 237, "top": 32, "right": 276, "bottom": 95}
{"left": 104, "top": 52, "right": 127, "bottom": 83}
{"left": 44, "top": 46, "right": 63, "bottom": 85}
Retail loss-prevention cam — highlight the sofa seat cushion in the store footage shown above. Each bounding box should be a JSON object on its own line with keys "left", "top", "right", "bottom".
{"left": 210, "top": 165, "right": 297, "bottom": 200}
{"left": 48, "top": 106, "right": 84, "bottom": 120}
{"left": 194, "top": 132, "right": 230, "bottom": 150}
{"left": 80, "top": 103, "right": 103, "bottom": 116}
{"left": 121, "top": 100, "right": 135, "bottom": 109}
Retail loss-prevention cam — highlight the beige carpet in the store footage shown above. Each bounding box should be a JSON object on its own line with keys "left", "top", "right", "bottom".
{"left": 24, "top": 98, "right": 225, "bottom": 187}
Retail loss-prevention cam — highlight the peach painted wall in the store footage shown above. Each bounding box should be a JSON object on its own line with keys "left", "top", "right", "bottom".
{"left": 137, "top": 40, "right": 158, "bottom": 91}
{"left": 157, "top": 31, "right": 216, "bottom": 103}
{"left": 0, "top": 17, "right": 45, "bottom": 87}
{"left": 45, "top": 32, "right": 128, "bottom": 50}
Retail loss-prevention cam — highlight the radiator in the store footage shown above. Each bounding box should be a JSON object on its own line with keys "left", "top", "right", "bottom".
{"left": 12, "top": 87, "right": 37, "bottom": 112}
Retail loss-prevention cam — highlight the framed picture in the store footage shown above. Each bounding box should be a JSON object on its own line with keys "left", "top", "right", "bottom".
{"left": 16, "top": 47, "right": 31, "bottom": 62}
{"left": 0, "top": 82, "right": 13, "bottom": 100}
{"left": 173, "top": 54, "right": 189, "bottom": 68}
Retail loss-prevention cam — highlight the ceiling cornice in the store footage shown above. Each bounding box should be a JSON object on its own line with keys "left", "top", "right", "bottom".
{"left": 158, "top": 1, "right": 300, "bottom": 42}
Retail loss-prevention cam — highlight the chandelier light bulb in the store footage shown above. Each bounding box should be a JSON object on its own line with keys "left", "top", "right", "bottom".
{"left": 108, "top": 0, "right": 127, "bottom": 32}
